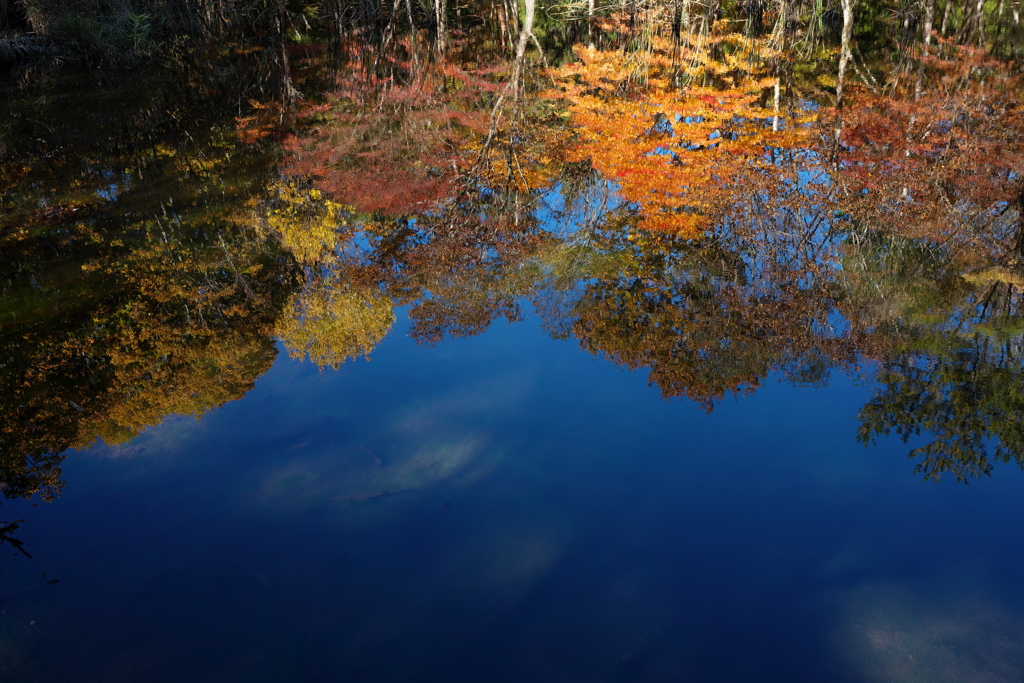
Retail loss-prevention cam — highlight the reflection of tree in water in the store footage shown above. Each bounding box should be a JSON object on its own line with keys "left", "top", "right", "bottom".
{"left": 0, "top": 71, "right": 301, "bottom": 553}
{"left": 553, "top": 184, "right": 856, "bottom": 408}
{"left": 0, "top": 520, "right": 30, "bottom": 559}
{"left": 859, "top": 334, "right": 1024, "bottom": 483}
{"left": 396, "top": 202, "right": 552, "bottom": 346}
{"left": 5, "top": 29, "right": 1022, "bottom": 560}
{"left": 259, "top": 43, "right": 1024, "bottom": 483}
{"left": 267, "top": 40, "right": 563, "bottom": 353}
{"left": 277, "top": 281, "right": 396, "bottom": 368}
{"left": 853, "top": 253, "right": 1024, "bottom": 483}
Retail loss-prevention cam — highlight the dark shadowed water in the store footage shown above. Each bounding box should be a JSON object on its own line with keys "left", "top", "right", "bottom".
{"left": 3, "top": 62, "right": 1024, "bottom": 682}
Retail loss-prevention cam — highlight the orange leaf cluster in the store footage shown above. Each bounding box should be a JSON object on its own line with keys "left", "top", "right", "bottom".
{"left": 545, "top": 33, "right": 816, "bottom": 236}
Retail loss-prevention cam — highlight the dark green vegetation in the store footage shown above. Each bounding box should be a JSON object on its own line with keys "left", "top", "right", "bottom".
{"left": 1, "top": 0, "right": 1021, "bottom": 71}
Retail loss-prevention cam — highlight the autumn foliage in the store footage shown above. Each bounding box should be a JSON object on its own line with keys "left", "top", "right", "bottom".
{"left": 277, "top": 45, "right": 503, "bottom": 217}
{"left": 545, "top": 28, "right": 817, "bottom": 236}
{"left": 831, "top": 40, "right": 1024, "bottom": 267}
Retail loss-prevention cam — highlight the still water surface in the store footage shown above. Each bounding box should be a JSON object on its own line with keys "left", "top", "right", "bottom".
{"left": 5, "top": 317, "right": 1024, "bottom": 682}
{"left": 3, "top": 64, "right": 1024, "bottom": 682}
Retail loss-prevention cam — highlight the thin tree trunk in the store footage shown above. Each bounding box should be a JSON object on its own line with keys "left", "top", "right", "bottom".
{"left": 381, "top": 0, "right": 404, "bottom": 51}
{"left": 1010, "top": 184, "right": 1024, "bottom": 262}
{"left": 776, "top": 0, "right": 788, "bottom": 122}
{"left": 994, "top": 0, "right": 1006, "bottom": 44}
{"left": 779, "top": 0, "right": 789, "bottom": 55}
{"left": 496, "top": 0, "right": 508, "bottom": 52}
{"left": 940, "top": 0, "right": 954, "bottom": 35}
{"left": 922, "top": 0, "right": 937, "bottom": 54}
{"left": 198, "top": 0, "right": 215, "bottom": 37}
{"left": 405, "top": 0, "right": 419, "bottom": 68}
{"left": 901, "top": 0, "right": 914, "bottom": 46}
{"left": 772, "top": 80, "right": 781, "bottom": 131}
{"left": 509, "top": 0, "right": 520, "bottom": 46}
{"left": 511, "top": 0, "right": 535, "bottom": 95}
{"left": 588, "top": 0, "right": 595, "bottom": 48}
{"left": 435, "top": 0, "right": 446, "bottom": 54}
{"left": 1012, "top": 0, "right": 1020, "bottom": 57}
{"left": 915, "top": 0, "right": 936, "bottom": 98}
{"left": 836, "top": 0, "right": 854, "bottom": 108}
{"left": 967, "top": 0, "right": 985, "bottom": 44}
{"left": 274, "top": 0, "right": 298, "bottom": 112}
{"left": 478, "top": 0, "right": 535, "bottom": 154}
{"left": 957, "top": 0, "right": 974, "bottom": 41}
{"left": 707, "top": 0, "right": 720, "bottom": 30}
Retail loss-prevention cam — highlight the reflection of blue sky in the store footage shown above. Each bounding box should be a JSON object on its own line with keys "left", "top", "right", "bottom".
{"left": 5, "top": 300, "right": 1024, "bottom": 681}
{"left": 94, "top": 168, "right": 129, "bottom": 201}
{"left": 536, "top": 181, "right": 626, "bottom": 238}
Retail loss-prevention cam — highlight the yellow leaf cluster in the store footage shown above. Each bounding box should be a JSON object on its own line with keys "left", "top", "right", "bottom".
{"left": 276, "top": 284, "right": 396, "bottom": 369}
{"left": 249, "top": 179, "right": 351, "bottom": 264}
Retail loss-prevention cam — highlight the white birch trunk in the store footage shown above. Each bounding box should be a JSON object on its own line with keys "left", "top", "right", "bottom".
{"left": 940, "top": 0, "right": 953, "bottom": 34}
{"left": 435, "top": 0, "right": 446, "bottom": 54}
{"left": 836, "top": 0, "right": 854, "bottom": 108}
{"left": 588, "top": 0, "right": 595, "bottom": 48}
{"left": 916, "top": 0, "right": 936, "bottom": 98}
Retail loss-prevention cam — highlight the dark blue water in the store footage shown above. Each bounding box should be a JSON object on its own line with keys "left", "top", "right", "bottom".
{"left": 3, "top": 305, "right": 1024, "bottom": 682}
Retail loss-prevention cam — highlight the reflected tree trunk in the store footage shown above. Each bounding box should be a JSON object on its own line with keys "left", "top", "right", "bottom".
{"left": 1012, "top": 184, "right": 1024, "bottom": 262}
{"left": 835, "top": 0, "right": 854, "bottom": 108}
{"left": 479, "top": 0, "right": 535, "bottom": 152}
{"left": 405, "top": 0, "right": 419, "bottom": 67}
{"left": 274, "top": 0, "right": 299, "bottom": 111}
{"left": 588, "top": 0, "right": 595, "bottom": 48}
{"left": 940, "top": 0, "right": 954, "bottom": 35}
{"left": 915, "top": 0, "right": 936, "bottom": 98}
{"left": 510, "top": 0, "right": 535, "bottom": 96}
{"left": 435, "top": 0, "right": 447, "bottom": 54}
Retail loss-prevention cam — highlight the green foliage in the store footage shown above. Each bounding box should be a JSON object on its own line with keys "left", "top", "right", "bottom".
{"left": 51, "top": 10, "right": 156, "bottom": 61}
{"left": 858, "top": 336, "right": 1024, "bottom": 484}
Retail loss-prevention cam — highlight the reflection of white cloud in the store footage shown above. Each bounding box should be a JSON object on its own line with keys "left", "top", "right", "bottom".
{"left": 240, "top": 369, "right": 535, "bottom": 516}
{"left": 82, "top": 414, "right": 202, "bottom": 460}
{"left": 834, "top": 569, "right": 1024, "bottom": 682}
{"left": 391, "top": 370, "right": 536, "bottom": 436}
{"left": 250, "top": 435, "right": 495, "bottom": 512}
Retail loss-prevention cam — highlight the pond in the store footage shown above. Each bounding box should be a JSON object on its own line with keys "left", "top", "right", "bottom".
{"left": 2, "top": 33, "right": 1024, "bottom": 683}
